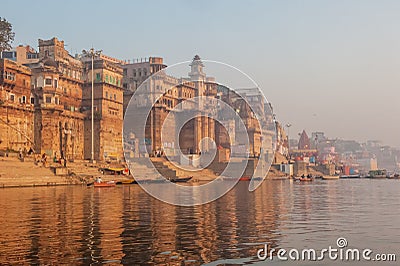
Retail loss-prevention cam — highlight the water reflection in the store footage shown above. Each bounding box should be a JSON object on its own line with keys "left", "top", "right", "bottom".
{"left": 0, "top": 180, "right": 399, "bottom": 265}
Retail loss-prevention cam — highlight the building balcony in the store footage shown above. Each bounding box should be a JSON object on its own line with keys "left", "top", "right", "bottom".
{"left": 39, "top": 103, "right": 64, "bottom": 111}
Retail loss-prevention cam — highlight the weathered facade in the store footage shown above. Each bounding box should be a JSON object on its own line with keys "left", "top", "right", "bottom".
{"left": 121, "top": 57, "right": 166, "bottom": 114}
{"left": 0, "top": 59, "right": 34, "bottom": 151}
{"left": 29, "top": 38, "right": 85, "bottom": 160}
{"left": 126, "top": 56, "right": 221, "bottom": 157}
{"left": 82, "top": 57, "right": 124, "bottom": 161}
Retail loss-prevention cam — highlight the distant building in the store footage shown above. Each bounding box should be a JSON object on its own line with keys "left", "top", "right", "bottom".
{"left": 236, "top": 87, "right": 275, "bottom": 158}
{"left": 274, "top": 121, "right": 288, "bottom": 157}
{"left": 1, "top": 45, "right": 39, "bottom": 65}
{"left": 298, "top": 130, "right": 311, "bottom": 150}
{"left": 311, "top": 131, "right": 325, "bottom": 146}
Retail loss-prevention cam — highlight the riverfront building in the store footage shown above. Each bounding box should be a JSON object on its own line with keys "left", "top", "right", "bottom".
{"left": 28, "top": 38, "right": 85, "bottom": 160}
{"left": 1, "top": 37, "right": 124, "bottom": 162}
{"left": 0, "top": 58, "right": 34, "bottom": 152}
{"left": 81, "top": 54, "right": 124, "bottom": 161}
{"left": 121, "top": 57, "right": 166, "bottom": 114}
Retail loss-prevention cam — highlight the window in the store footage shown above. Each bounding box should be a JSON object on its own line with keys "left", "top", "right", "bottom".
{"left": 5, "top": 71, "right": 15, "bottom": 81}
{"left": 96, "top": 73, "right": 101, "bottom": 82}
{"left": 45, "top": 78, "right": 52, "bottom": 86}
{"left": 45, "top": 96, "right": 51, "bottom": 103}
{"left": 54, "top": 79, "right": 58, "bottom": 88}
{"left": 123, "top": 69, "right": 127, "bottom": 76}
{"left": 22, "top": 96, "right": 26, "bottom": 104}
{"left": 2, "top": 51, "right": 14, "bottom": 58}
{"left": 55, "top": 98, "right": 59, "bottom": 105}
{"left": 133, "top": 70, "right": 136, "bottom": 77}
{"left": 106, "top": 91, "right": 108, "bottom": 98}
{"left": 105, "top": 75, "right": 109, "bottom": 83}
{"left": 30, "top": 97, "right": 35, "bottom": 104}
{"left": 9, "top": 94, "right": 15, "bottom": 102}
{"left": 114, "top": 94, "right": 116, "bottom": 100}
{"left": 27, "top": 53, "right": 39, "bottom": 59}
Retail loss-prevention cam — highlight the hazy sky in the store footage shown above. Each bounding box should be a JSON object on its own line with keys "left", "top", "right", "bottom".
{"left": 3, "top": 0, "right": 400, "bottom": 147}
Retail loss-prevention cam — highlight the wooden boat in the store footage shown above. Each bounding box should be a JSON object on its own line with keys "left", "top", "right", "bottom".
{"left": 115, "top": 179, "right": 137, "bottom": 185}
{"left": 340, "top": 174, "right": 361, "bottom": 179}
{"left": 293, "top": 176, "right": 313, "bottom": 182}
{"left": 169, "top": 176, "right": 193, "bottom": 183}
{"left": 365, "top": 169, "right": 387, "bottom": 179}
{"left": 99, "top": 167, "right": 129, "bottom": 175}
{"left": 93, "top": 181, "right": 116, "bottom": 187}
{"left": 387, "top": 174, "right": 400, "bottom": 179}
{"left": 222, "top": 176, "right": 252, "bottom": 181}
{"left": 322, "top": 175, "right": 340, "bottom": 180}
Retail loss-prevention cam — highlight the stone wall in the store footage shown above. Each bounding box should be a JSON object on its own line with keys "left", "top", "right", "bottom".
{"left": 0, "top": 105, "right": 34, "bottom": 151}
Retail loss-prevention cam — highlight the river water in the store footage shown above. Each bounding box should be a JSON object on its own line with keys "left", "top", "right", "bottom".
{"left": 0, "top": 179, "right": 399, "bottom": 265}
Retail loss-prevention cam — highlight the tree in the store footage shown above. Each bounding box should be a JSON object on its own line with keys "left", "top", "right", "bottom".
{"left": 0, "top": 17, "right": 15, "bottom": 53}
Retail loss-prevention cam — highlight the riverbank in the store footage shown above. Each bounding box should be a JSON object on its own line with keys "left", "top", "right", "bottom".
{"left": 0, "top": 155, "right": 291, "bottom": 188}
{"left": 0, "top": 155, "right": 131, "bottom": 188}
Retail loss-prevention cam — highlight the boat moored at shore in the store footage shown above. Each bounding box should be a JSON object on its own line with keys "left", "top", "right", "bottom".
{"left": 365, "top": 169, "right": 387, "bottom": 179}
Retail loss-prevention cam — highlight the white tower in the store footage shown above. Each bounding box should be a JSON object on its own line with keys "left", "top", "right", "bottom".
{"left": 189, "top": 55, "right": 206, "bottom": 97}
{"left": 189, "top": 55, "right": 206, "bottom": 81}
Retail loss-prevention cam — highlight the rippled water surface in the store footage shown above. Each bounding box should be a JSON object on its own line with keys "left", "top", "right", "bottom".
{"left": 0, "top": 179, "right": 399, "bottom": 265}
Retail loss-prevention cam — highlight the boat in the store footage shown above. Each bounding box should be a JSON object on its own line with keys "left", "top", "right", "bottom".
{"left": 340, "top": 174, "right": 361, "bottom": 179}
{"left": 169, "top": 176, "right": 193, "bottom": 183}
{"left": 115, "top": 179, "right": 137, "bottom": 185}
{"left": 99, "top": 167, "right": 129, "bottom": 175}
{"left": 222, "top": 176, "right": 252, "bottom": 181}
{"left": 93, "top": 181, "right": 116, "bottom": 187}
{"left": 387, "top": 173, "right": 400, "bottom": 179}
{"left": 293, "top": 176, "right": 313, "bottom": 182}
{"left": 365, "top": 169, "right": 387, "bottom": 179}
{"left": 322, "top": 175, "right": 340, "bottom": 180}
